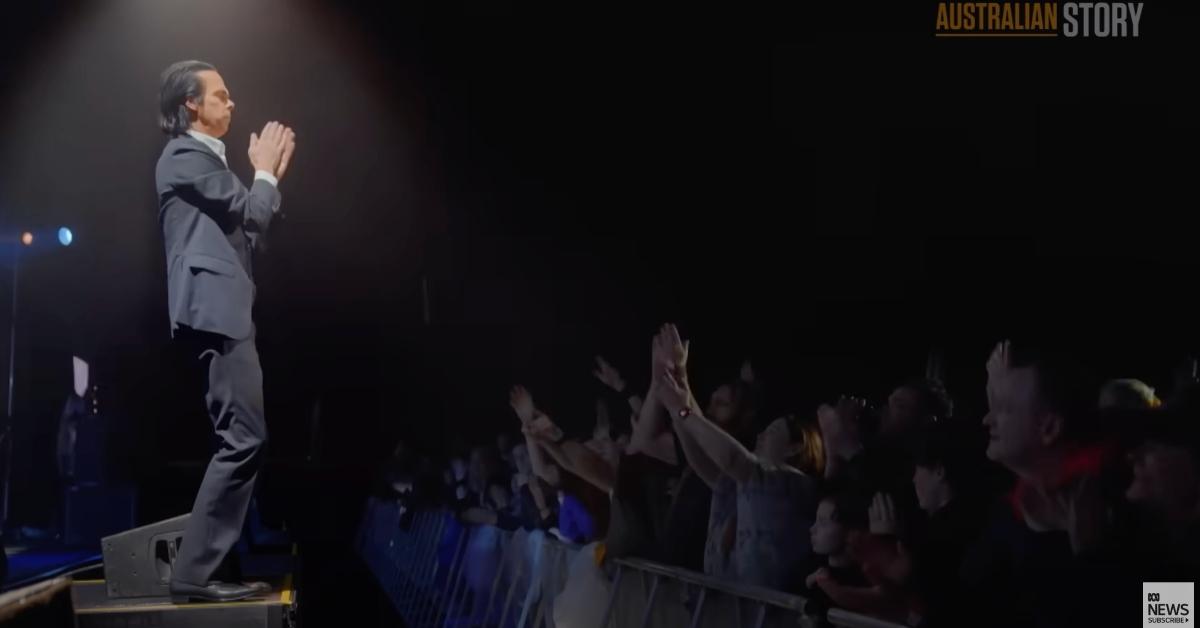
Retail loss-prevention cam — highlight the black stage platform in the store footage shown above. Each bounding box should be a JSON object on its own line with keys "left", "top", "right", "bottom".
{"left": 71, "top": 573, "right": 297, "bottom": 627}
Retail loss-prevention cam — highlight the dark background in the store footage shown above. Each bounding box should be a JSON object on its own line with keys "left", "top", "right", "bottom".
{"left": 0, "top": 0, "right": 1197, "bottom": 623}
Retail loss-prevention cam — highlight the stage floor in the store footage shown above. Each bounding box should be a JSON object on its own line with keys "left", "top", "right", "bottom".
{"left": 72, "top": 574, "right": 297, "bottom": 627}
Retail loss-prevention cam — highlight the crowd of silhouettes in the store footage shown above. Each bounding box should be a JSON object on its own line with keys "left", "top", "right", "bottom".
{"left": 375, "top": 326, "right": 1200, "bottom": 628}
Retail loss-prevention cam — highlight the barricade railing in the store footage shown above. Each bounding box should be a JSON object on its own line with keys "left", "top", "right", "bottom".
{"left": 827, "top": 609, "right": 913, "bottom": 628}
{"left": 356, "top": 497, "right": 908, "bottom": 628}
{"left": 603, "top": 556, "right": 811, "bottom": 628}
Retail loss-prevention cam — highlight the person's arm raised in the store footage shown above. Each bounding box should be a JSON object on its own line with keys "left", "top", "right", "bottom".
{"left": 626, "top": 335, "right": 680, "bottom": 464}
{"left": 527, "top": 477, "right": 551, "bottom": 522}
{"left": 655, "top": 324, "right": 759, "bottom": 484}
{"left": 526, "top": 427, "right": 616, "bottom": 494}
{"left": 627, "top": 378, "right": 678, "bottom": 464}
{"left": 166, "top": 125, "right": 282, "bottom": 231}
{"left": 670, "top": 413, "right": 724, "bottom": 489}
{"left": 661, "top": 373, "right": 758, "bottom": 484}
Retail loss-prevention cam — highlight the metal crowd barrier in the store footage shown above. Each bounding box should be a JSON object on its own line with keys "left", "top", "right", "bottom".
{"left": 827, "top": 610, "right": 913, "bottom": 628}
{"left": 356, "top": 497, "right": 908, "bottom": 628}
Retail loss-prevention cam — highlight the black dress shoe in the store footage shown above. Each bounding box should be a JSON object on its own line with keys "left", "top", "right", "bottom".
{"left": 169, "top": 580, "right": 265, "bottom": 602}
{"left": 245, "top": 581, "right": 271, "bottom": 595}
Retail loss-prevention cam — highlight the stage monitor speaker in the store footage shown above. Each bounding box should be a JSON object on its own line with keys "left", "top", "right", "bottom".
{"left": 100, "top": 513, "right": 190, "bottom": 599}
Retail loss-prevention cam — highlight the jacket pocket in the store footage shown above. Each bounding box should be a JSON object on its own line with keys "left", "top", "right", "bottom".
{"left": 184, "top": 253, "right": 241, "bottom": 278}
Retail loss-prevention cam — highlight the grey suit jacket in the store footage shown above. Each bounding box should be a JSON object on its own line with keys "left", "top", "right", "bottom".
{"left": 156, "top": 134, "right": 281, "bottom": 340}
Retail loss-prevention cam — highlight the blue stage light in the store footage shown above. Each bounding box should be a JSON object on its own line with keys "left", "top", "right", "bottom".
{"left": 58, "top": 227, "right": 73, "bottom": 246}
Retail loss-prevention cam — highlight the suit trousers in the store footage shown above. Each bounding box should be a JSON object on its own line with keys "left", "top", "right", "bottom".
{"left": 170, "top": 324, "right": 267, "bottom": 586}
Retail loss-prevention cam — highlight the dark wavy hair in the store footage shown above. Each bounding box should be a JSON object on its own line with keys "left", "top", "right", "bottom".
{"left": 158, "top": 60, "right": 215, "bottom": 136}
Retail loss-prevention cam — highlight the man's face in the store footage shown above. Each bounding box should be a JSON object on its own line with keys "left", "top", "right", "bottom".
{"left": 982, "top": 366, "right": 1052, "bottom": 468}
{"left": 187, "top": 70, "right": 234, "bottom": 138}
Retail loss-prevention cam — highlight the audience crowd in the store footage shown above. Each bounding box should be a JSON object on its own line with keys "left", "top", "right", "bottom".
{"left": 376, "top": 326, "right": 1200, "bottom": 627}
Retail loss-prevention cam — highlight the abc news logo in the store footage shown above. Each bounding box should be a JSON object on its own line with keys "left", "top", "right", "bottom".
{"left": 1146, "top": 584, "right": 1193, "bottom": 626}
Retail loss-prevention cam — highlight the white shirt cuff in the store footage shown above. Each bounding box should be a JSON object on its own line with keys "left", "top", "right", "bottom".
{"left": 254, "top": 170, "right": 279, "bottom": 188}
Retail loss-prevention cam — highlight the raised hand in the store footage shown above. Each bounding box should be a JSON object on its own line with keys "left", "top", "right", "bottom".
{"left": 509, "top": 385, "right": 537, "bottom": 424}
{"left": 592, "top": 356, "right": 626, "bottom": 393}
{"left": 527, "top": 414, "right": 564, "bottom": 444}
{"left": 653, "top": 324, "right": 689, "bottom": 381}
{"left": 248, "top": 121, "right": 285, "bottom": 174}
{"left": 275, "top": 126, "right": 296, "bottom": 181}
{"left": 653, "top": 324, "right": 693, "bottom": 415}
{"left": 869, "top": 492, "right": 899, "bottom": 536}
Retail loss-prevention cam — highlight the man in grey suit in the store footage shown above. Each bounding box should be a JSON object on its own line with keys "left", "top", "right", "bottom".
{"left": 155, "top": 60, "right": 296, "bottom": 602}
